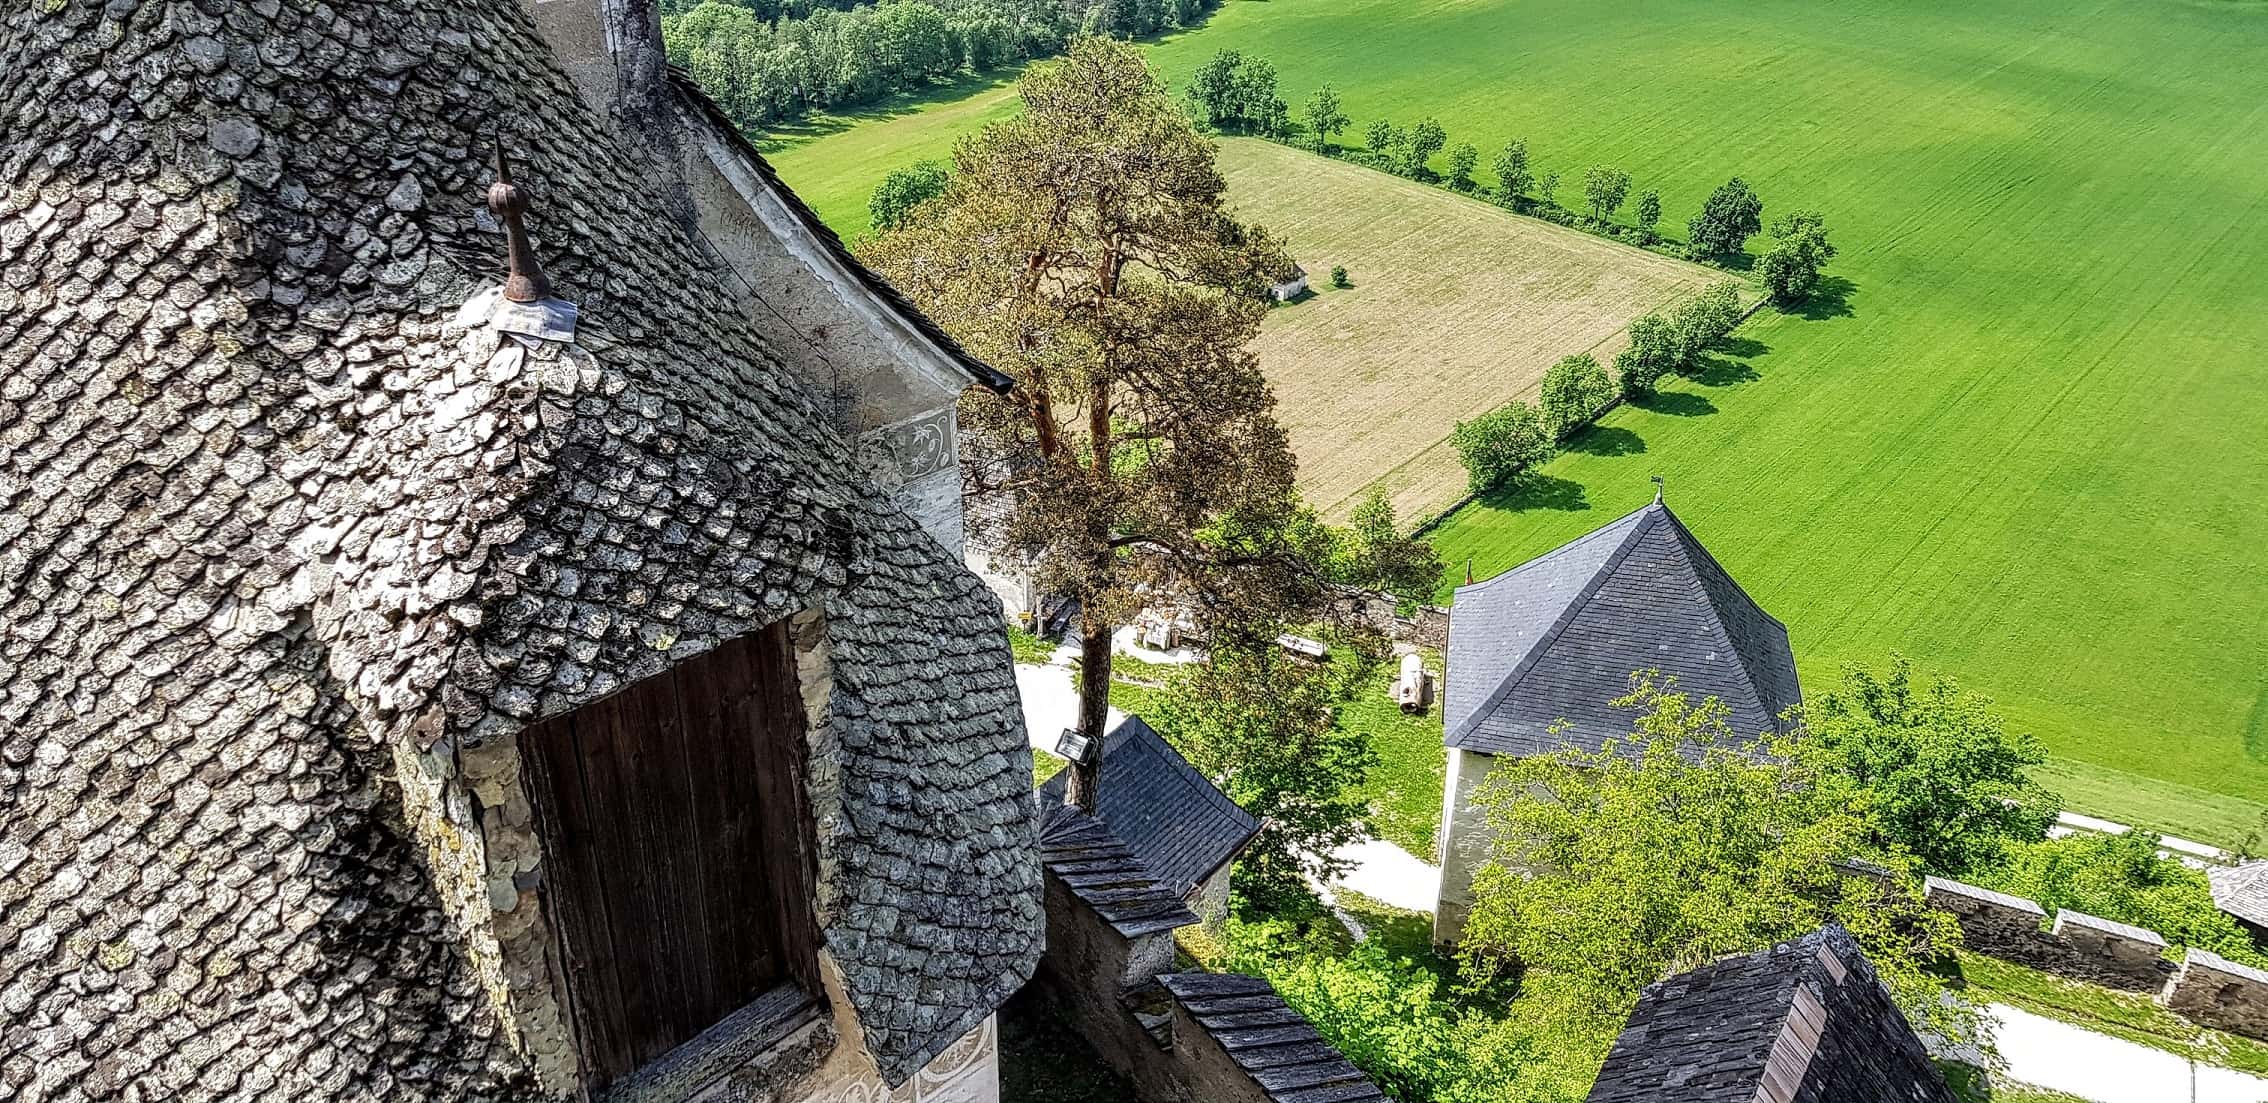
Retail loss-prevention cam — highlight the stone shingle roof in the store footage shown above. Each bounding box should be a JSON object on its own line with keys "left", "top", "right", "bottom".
{"left": 1037, "top": 715, "right": 1260, "bottom": 897}
{"left": 1, "top": 0, "right": 1036, "bottom": 1096}
{"left": 1445, "top": 499, "right": 1800, "bottom": 756}
{"left": 2211, "top": 861, "right": 2268, "bottom": 929}
{"left": 1155, "top": 972, "right": 1389, "bottom": 1103}
{"left": 1587, "top": 927, "right": 1956, "bottom": 1103}
{"left": 1038, "top": 804, "right": 1202, "bottom": 937}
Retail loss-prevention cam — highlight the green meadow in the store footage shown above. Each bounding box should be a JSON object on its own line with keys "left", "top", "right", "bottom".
{"left": 763, "top": 0, "right": 2268, "bottom": 842}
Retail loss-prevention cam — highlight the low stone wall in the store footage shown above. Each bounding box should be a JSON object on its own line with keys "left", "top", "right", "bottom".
{"left": 2164, "top": 949, "right": 2268, "bottom": 1039}
{"left": 1924, "top": 876, "right": 2173, "bottom": 991}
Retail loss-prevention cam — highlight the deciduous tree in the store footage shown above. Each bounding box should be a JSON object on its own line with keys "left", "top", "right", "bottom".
{"left": 1365, "top": 119, "right": 1399, "bottom": 155}
{"left": 1536, "top": 169, "right": 1561, "bottom": 208}
{"left": 1446, "top": 142, "right": 1479, "bottom": 191}
{"left": 1687, "top": 176, "right": 1764, "bottom": 256}
{"left": 867, "top": 159, "right": 951, "bottom": 233}
{"left": 1450, "top": 400, "right": 1553, "bottom": 494}
{"left": 1808, "top": 655, "right": 2058, "bottom": 877}
{"left": 1459, "top": 677, "right": 1971, "bottom": 1043}
{"left": 1303, "top": 84, "right": 1349, "bottom": 149}
{"left": 1537, "top": 353, "right": 1615, "bottom": 439}
{"left": 1492, "top": 138, "right": 1532, "bottom": 203}
{"left": 1634, "top": 188, "right": 1661, "bottom": 243}
{"left": 1153, "top": 640, "right": 1381, "bottom": 903}
{"left": 1185, "top": 48, "right": 1242, "bottom": 128}
{"left": 862, "top": 38, "right": 1312, "bottom": 808}
{"left": 1580, "top": 165, "right": 1630, "bottom": 223}
{"left": 1403, "top": 117, "right": 1447, "bottom": 177}
{"left": 1758, "top": 209, "right": 1837, "bottom": 304}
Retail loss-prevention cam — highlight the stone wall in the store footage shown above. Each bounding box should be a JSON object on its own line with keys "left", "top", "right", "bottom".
{"left": 1335, "top": 586, "right": 1450, "bottom": 650}
{"left": 2163, "top": 949, "right": 2268, "bottom": 1041}
{"left": 1924, "top": 877, "right": 2173, "bottom": 991}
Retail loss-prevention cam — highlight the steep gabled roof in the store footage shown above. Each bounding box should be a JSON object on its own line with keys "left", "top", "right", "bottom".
{"left": 1587, "top": 927, "right": 1957, "bottom": 1103}
{"left": 1039, "top": 804, "right": 1202, "bottom": 937}
{"left": 1038, "top": 715, "right": 1261, "bottom": 896}
{"left": 2211, "top": 861, "right": 2268, "bottom": 929}
{"left": 1445, "top": 500, "right": 1800, "bottom": 756}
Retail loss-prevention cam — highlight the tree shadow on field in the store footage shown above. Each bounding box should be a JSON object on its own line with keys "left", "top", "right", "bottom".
{"left": 1477, "top": 474, "right": 1590, "bottom": 514}
{"left": 1783, "top": 276, "right": 1858, "bottom": 322}
{"left": 1631, "top": 391, "right": 1717, "bottom": 417}
{"left": 1692, "top": 355, "right": 1759, "bottom": 386}
{"left": 1564, "top": 425, "right": 1645, "bottom": 456}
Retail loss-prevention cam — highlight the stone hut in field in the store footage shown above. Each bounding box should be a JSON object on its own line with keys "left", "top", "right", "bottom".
{"left": 1432, "top": 494, "right": 1802, "bottom": 941}
{"left": 1269, "top": 264, "right": 1309, "bottom": 302}
{"left": 1, "top": 0, "right": 1038, "bottom": 1098}
{"left": 1587, "top": 927, "right": 1958, "bottom": 1103}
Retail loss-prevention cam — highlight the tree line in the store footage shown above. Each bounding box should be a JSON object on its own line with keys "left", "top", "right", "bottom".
{"left": 664, "top": 0, "right": 1217, "bottom": 131}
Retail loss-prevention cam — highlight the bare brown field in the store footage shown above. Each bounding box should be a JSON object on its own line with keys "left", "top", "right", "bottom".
{"left": 1216, "top": 138, "right": 1733, "bottom": 522}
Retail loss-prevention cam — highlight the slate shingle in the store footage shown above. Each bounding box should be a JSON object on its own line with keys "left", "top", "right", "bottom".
{"left": 1446, "top": 500, "right": 1800, "bottom": 756}
{"left": 1037, "top": 715, "right": 1261, "bottom": 897}
{"left": 1587, "top": 926, "right": 1958, "bottom": 1103}
{"left": 1155, "top": 973, "right": 1388, "bottom": 1103}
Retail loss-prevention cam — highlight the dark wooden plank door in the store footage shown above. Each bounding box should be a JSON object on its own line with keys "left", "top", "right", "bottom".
{"left": 520, "top": 622, "right": 812, "bottom": 1091}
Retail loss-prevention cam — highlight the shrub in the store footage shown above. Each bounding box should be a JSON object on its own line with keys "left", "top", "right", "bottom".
{"left": 1330, "top": 264, "right": 1350, "bottom": 288}
{"left": 1537, "top": 354, "right": 1615, "bottom": 439}
{"left": 1634, "top": 188, "right": 1661, "bottom": 244}
{"left": 1979, "top": 831, "right": 2268, "bottom": 968}
{"left": 1450, "top": 400, "right": 1553, "bottom": 494}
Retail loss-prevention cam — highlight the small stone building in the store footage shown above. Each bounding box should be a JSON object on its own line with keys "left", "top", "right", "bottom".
{"left": 1, "top": 1, "right": 1040, "bottom": 1100}
{"left": 1434, "top": 497, "right": 1801, "bottom": 941}
{"left": 1269, "top": 264, "right": 1309, "bottom": 303}
{"left": 1037, "top": 716, "right": 1261, "bottom": 926}
{"left": 1587, "top": 927, "right": 1958, "bottom": 1103}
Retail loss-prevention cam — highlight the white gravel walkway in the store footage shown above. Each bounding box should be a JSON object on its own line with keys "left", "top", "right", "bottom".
{"left": 1985, "top": 1002, "right": 2268, "bottom": 1103}
{"left": 1015, "top": 661, "right": 1124, "bottom": 752}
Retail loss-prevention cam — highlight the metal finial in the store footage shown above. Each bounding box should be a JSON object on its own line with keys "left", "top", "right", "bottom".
{"left": 1651, "top": 475, "right": 1665, "bottom": 504}
{"left": 488, "top": 142, "right": 552, "bottom": 304}
{"left": 1464, "top": 557, "right": 1475, "bottom": 586}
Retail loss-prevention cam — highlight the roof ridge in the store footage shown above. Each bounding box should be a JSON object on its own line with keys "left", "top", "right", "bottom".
{"left": 1446, "top": 509, "right": 1659, "bottom": 749}
{"left": 1452, "top": 502, "right": 1651, "bottom": 597}
{"left": 1652, "top": 507, "right": 1787, "bottom": 724}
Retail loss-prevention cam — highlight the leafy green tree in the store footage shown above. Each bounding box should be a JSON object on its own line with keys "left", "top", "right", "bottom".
{"left": 1403, "top": 117, "right": 1447, "bottom": 177}
{"left": 1687, "top": 176, "right": 1764, "bottom": 256}
{"left": 1580, "top": 165, "right": 1630, "bottom": 222}
{"left": 1302, "top": 84, "right": 1349, "bottom": 149}
{"left": 1459, "top": 676, "right": 1972, "bottom": 1044}
{"left": 1613, "top": 311, "right": 1677, "bottom": 398}
{"left": 1982, "top": 831, "right": 2268, "bottom": 967}
{"left": 1666, "top": 279, "right": 1743, "bottom": 371}
{"left": 1329, "top": 264, "right": 1350, "bottom": 288}
{"left": 1492, "top": 138, "right": 1532, "bottom": 203}
{"left": 1185, "top": 48, "right": 1242, "bottom": 128}
{"left": 1365, "top": 118, "right": 1399, "bottom": 155}
{"left": 1227, "top": 55, "right": 1286, "bottom": 134}
{"left": 868, "top": 159, "right": 952, "bottom": 233}
{"left": 1758, "top": 209, "right": 1837, "bottom": 304}
{"left": 1344, "top": 488, "right": 1446, "bottom": 600}
{"left": 1450, "top": 399, "right": 1554, "bottom": 494}
{"left": 863, "top": 38, "right": 1311, "bottom": 810}
{"left": 1446, "top": 143, "right": 1479, "bottom": 191}
{"left": 1537, "top": 353, "right": 1615, "bottom": 439}
{"left": 1153, "top": 640, "right": 1380, "bottom": 903}
{"left": 1634, "top": 188, "right": 1661, "bottom": 243}
{"left": 1536, "top": 169, "right": 1560, "bottom": 208}
{"left": 1808, "top": 655, "right": 2059, "bottom": 876}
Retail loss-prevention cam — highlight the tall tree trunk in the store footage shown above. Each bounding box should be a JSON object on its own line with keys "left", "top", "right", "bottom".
{"left": 1064, "top": 606, "right": 1114, "bottom": 810}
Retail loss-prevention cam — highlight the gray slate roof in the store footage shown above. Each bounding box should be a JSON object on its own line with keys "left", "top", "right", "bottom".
{"left": 2211, "top": 861, "right": 2268, "bottom": 929}
{"left": 1446, "top": 500, "right": 1801, "bottom": 756}
{"left": 1039, "top": 804, "right": 1202, "bottom": 937}
{"left": 1, "top": 0, "right": 1036, "bottom": 1095}
{"left": 1588, "top": 927, "right": 1957, "bottom": 1103}
{"left": 1037, "top": 715, "right": 1261, "bottom": 897}
{"left": 1155, "top": 972, "right": 1389, "bottom": 1103}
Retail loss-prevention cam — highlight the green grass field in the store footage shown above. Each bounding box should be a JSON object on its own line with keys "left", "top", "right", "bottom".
{"left": 764, "top": 0, "right": 2268, "bottom": 842}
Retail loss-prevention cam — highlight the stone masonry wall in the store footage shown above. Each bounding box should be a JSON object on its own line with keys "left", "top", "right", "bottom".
{"left": 2163, "top": 949, "right": 2268, "bottom": 1041}
{"left": 1924, "top": 877, "right": 2173, "bottom": 991}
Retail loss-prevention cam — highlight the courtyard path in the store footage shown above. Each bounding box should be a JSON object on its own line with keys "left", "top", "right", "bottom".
{"left": 1986, "top": 1002, "right": 2268, "bottom": 1103}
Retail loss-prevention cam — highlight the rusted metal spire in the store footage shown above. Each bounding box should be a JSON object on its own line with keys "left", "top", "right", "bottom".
{"left": 488, "top": 143, "right": 552, "bottom": 304}
{"left": 1652, "top": 474, "right": 1665, "bottom": 504}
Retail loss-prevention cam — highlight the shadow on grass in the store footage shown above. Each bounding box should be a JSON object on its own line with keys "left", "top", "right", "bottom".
{"left": 1782, "top": 275, "right": 1858, "bottom": 321}
{"left": 1563, "top": 425, "right": 1645, "bottom": 456}
{"left": 1476, "top": 473, "right": 1590, "bottom": 513}
{"left": 1692, "top": 355, "right": 1759, "bottom": 386}
{"left": 1631, "top": 390, "right": 1718, "bottom": 417}
{"left": 757, "top": 69, "right": 1023, "bottom": 150}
